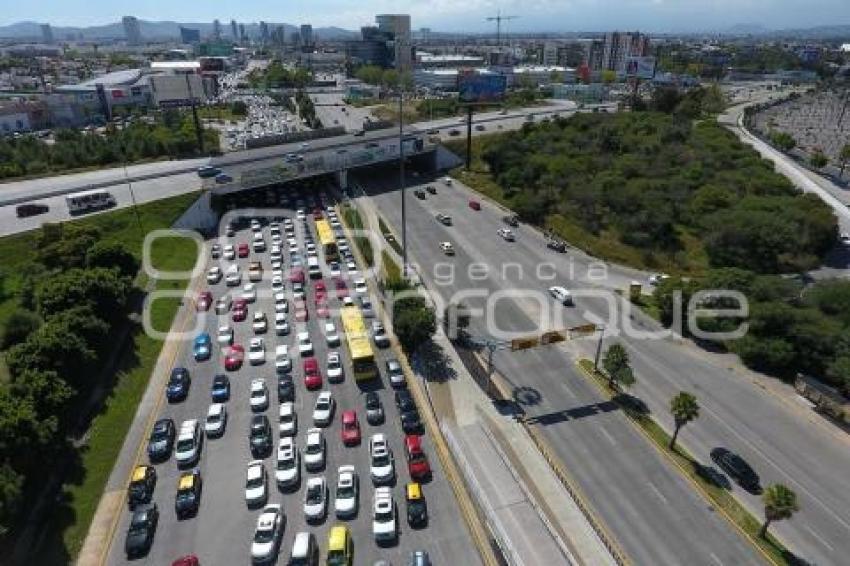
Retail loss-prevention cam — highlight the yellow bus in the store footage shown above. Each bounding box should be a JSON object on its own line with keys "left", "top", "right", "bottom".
{"left": 340, "top": 305, "right": 377, "bottom": 381}
{"left": 315, "top": 218, "right": 338, "bottom": 261}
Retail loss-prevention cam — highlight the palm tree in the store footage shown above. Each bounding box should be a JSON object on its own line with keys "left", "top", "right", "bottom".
{"left": 759, "top": 484, "right": 799, "bottom": 539}
{"left": 602, "top": 343, "right": 629, "bottom": 388}
{"left": 669, "top": 392, "right": 699, "bottom": 450}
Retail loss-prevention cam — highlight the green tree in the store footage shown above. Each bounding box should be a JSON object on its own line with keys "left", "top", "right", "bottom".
{"left": 34, "top": 267, "right": 129, "bottom": 322}
{"left": 601, "top": 70, "right": 617, "bottom": 84}
{"left": 86, "top": 240, "right": 139, "bottom": 278}
{"left": 392, "top": 296, "right": 437, "bottom": 353}
{"left": 669, "top": 391, "right": 699, "bottom": 450}
{"left": 651, "top": 86, "right": 683, "bottom": 113}
{"left": 0, "top": 462, "right": 24, "bottom": 534}
{"left": 0, "top": 309, "right": 41, "bottom": 349}
{"left": 810, "top": 151, "right": 828, "bottom": 169}
{"left": 602, "top": 343, "right": 635, "bottom": 389}
{"left": 759, "top": 484, "right": 799, "bottom": 539}
{"left": 839, "top": 143, "right": 850, "bottom": 178}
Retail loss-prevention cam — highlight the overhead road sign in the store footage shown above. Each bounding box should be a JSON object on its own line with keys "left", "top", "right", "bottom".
{"left": 458, "top": 72, "right": 507, "bottom": 104}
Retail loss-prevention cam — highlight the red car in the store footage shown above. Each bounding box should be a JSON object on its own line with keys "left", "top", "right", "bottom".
{"left": 237, "top": 243, "right": 249, "bottom": 258}
{"left": 314, "top": 281, "right": 327, "bottom": 294}
{"left": 334, "top": 278, "right": 349, "bottom": 298}
{"left": 195, "top": 291, "right": 213, "bottom": 312}
{"left": 289, "top": 267, "right": 305, "bottom": 283}
{"left": 232, "top": 308, "right": 247, "bottom": 322}
{"left": 316, "top": 300, "right": 330, "bottom": 319}
{"left": 303, "top": 358, "right": 322, "bottom": 389}
{"left": 233, "top": 298, "right": 248, "bottom": 311}
{"left": 295, "top": 305, "right": 309, "bottom": 322}
{"left": 172, "top": 556, "right": 200, "bottom": 566}
{"left": 405, "top": 435, "right": 431, "bottom": 480}
{"left": 468, "top": 199, "right": 481, "bottom": 211}
{"left": 341, "top": 410, "right": 361, "bottom": 446}
{"left": 224, "top": 345, "right": 245, "bottom": 371}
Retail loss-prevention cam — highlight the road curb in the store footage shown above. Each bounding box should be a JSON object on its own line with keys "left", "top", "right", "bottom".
{"left": 574, "top": 360, "right": 778, "bottom": 566}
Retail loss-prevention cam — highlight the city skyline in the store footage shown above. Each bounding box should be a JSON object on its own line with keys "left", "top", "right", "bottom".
{"left": 2, "top": 0, "right": 850, "bottom": 33}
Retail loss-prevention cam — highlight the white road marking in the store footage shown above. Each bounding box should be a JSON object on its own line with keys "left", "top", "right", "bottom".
{"left": 647, "top": 482, "right": 669, "bottom": 505}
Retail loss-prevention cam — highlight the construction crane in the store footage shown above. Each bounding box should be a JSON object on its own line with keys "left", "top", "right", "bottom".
{"left": 485, "top": 10, "right": 518, "bottom": 47}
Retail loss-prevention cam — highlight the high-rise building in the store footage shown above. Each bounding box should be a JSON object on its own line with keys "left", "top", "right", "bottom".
{"left": 122, "top": 16, "right": 142, "bottom": 45}
{"left": 259, "top": 21, "right": 269, "bottom": 43}
{"left": 595, "top": 31, "right": 650, "bottom": 74}
{"left": 231, "top": 20, "right": 238, "bottom": 39}
{"left": 213, "top": 19, "right": 222, "bottom": 40}
{"left": 180, "top": 26, "right": 201, "bottom": 44}
{"left": 239, "top": 23, "right": 246, "bottom": 42}
{"left": 375, "top": 14, "right": 412, "bottom": 70}
{"left": 300, "top": 24, "right": 313, "bottom": 48}
{"left": 40, "top": 24, "right": 53, "bottom": 44}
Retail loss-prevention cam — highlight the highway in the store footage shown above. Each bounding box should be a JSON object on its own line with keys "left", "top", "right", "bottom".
{"left": 356, "top": 171, "right": 764, "bottom": 566}
{"left": 361, "top": 169, "right": 850, "bottom": 566}
{"left": 104, "top": 192, "right": 481, "bottom": 566}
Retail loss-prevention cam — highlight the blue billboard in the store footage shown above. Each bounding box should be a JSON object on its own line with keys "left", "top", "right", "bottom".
{"left": 458, "top": 73, "right": 507, "bottom": 103}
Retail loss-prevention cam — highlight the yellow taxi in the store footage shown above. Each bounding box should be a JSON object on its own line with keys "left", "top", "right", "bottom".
{"left": 326, "top": 524, "right": 352, "bottom": 565}
{"left": 127, "top": 465, "right": 156, "bottom": 509}
{"left": 174, "top": 469, "right": 203, "bottom": 518}
{"left": 405, "top": 482, "right": 428, "bottom": 527}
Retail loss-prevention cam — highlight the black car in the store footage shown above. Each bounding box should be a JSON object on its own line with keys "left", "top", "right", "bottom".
{"left": 365, "top": 391, "right": 384, "bottom": 425}
{"left": 400, "top": 409, "right": 423, "bottom": 434}
{"left": 211, "top": 374, "right": 231, "bottom": 402}
{"left": 124, "top": 503, "right": 158, "bottom": 558}
{"left": 16, "top": 203, "right": 49, "bottom": 218}
{"left": 502, "top": 215, "right": 519, "bottom": 227}
{"left": 414, "top": 189, "right": 426, "bottom": 200}
{"left": 395, "top": 390, "right": 416, "bottom": 413}
{"left": 147, "top": 418, "right": 175, "bottom": 462}
{"left": 425, "top": 185, "right": 437, "bottom": 195}
{"left": 710, "top": 448, "right": 761, "bottom": 493}
{"left": 174, "top": 470, "right": 203, "bottom": 519}
{"left": 547, "top": 239, "right": 567, "bottom": 253}
{"left": 127, "top": 465, "right": 157, "bottom": 509}
{"left": 166, "top": 367, "right": 191, "bottom": 402}
{"left": 249, "top": 414, "right": 273, "bottom": 458}
{"left": 278, "top": 375, "right": 296, "bottom": 403}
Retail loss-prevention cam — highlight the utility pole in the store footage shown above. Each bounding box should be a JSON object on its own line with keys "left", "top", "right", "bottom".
{"left": 185, "top": 73, "right": 204, "bottom": 153}
{"left": 465, "top": 104, "right": 473, "bottom": 170}
{"left": 593, "top": 326, "right": 606, "bottom": 370}
{"left": 398, "top": 85, "right": 407, "bottom": 278}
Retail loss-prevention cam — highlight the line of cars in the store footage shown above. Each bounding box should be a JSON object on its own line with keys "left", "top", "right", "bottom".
{"left": 124, "top": 191, "right": 437, "bottom": 565}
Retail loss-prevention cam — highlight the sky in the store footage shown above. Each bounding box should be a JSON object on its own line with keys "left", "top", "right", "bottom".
{"left": 3, "top": 0, "right": 850, "bottom": 33}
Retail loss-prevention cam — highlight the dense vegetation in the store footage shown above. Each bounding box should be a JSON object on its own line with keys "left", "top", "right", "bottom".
{"left": 654, "top": 271, "right": 850, "bottom": 393}
{"left": 295, "top": 90, "right": 322, "bottom": 129}
{"left": 480, "top": 111, "right": 836, "bottom": 273}
{"left": 248, "top": 60, "right": 312, "bottom": 89}
{"left": 0, "top": 224, "right": 137, "bottom": 534}
{"left": 0, "top": 111, "right": 219, "bottom": 179}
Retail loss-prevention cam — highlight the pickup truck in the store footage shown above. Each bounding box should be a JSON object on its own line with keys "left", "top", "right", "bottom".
{"left": 248, "top": 262, "right": 263, "bottom": 282}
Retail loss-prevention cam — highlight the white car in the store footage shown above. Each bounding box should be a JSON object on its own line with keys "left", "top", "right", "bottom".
{"left": 304, "top": 428, "right": 326, "bottom": 471}
{"left": 324, "top": 322, "right": 340, "bottom": 347}
{"left": 242, "top": 283, "right": 257, "bottom": 303}
{"left": 353, "top": 278, "right": 368, "bottom": 295}
{"left": 249, "top": 337, "right": 266, "bottom": 365}
{"left": 244, "top": 460, "right": 268, "bottom": 507}
{"left": 341, "top": 296, "right": 354, "bottom": 307}
{"left": 440, "top": 241, "right": 455, "bottom": 255}
{"left": 346, "top": 261, "right": 358, "bottom": 274}
{"left": 275, "top": 437, "right": 300, "bottom": 488}
{"left": 296, "top": 209, "right": 306, "bottom": 220}
{"left": 288, "top": 241, "right": 299, "bottom": 253}
{"left": 225, "top": 266, "right": 242, "bottom": 286}
{"left": 548, "top": 286, "right": 573, "bottom": 306}
{"left": 297, "top": 331, "right": 313, "bottom": 356}
{"left": 369, "top": 433, "right": 395, "bottom": 485}
{"left": 251, "top": 219, "right": 262, "bottom": 232}
{"left": 648, "top": 273, "right": 671, "bottom": 286}
{"left": 372, "top": 486, "right": 397, "bottom": 542}
{"left": 223, "top": 245, "right": 236, "bottom": 260}
{"left": 204, "top": 403, "right": 227, "bottom": 437}
{"left": 274, "top": 344, "right": 292, "bottom": 374}
{"left": 250, "top": 504, "right": 283, "bottom": 564}
{"left": 217, "top": 325, "right": 234, "bottom": 346}
{"left": 274, "top": 294, "right": 289, "bottom": 313}
{"left": 329, "top": 262, "right": 341, "bottom": 277}
{"left": 279, "top": 401, "right": 297, "bottom": 436}
{"left": 497, "top": 228, "right": 515, "bottom": 241}
{"left": 303, "top": 476, "right": 328, "bottom": 522}
{"left": 249, "top": 378, "right": 269, "bottom": 411}
{"left": 252, "top": 311, "right": 268, "bottom": 334}
{"left": 334, "top": 465, "right": 358, "bottom": 518}
{"left": 292, "top": 282, "right": 305, "bottom": 300}
{"left": 371, "top": 321, "right": 390, "bottom": 348}
{"left": 274, "top": 313, "right": 290, "bottom": 336}
{"left": 312, "top": 391, "right": 335, "bottom": 426}
{"left": 206, "top": 266, "right": 222, "bottom": 284}
{"left": 327, "top": 352, "right": 343, "bottom": 382}
{"left": 271, "top": 276, "right": 284, "bottom": 291}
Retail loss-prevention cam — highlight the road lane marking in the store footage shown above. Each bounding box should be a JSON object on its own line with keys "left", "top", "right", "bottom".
{"left": 803, "top": 524, "right": 834, "bottom": 552}
{"left": 599, "top": 426, "right": 617, "bottom": 447}
{"left": 709, "top": 552, "right": 724, "bottom": 565}
{"left": 647, "top": 482, "right": 668, "bottom": 505}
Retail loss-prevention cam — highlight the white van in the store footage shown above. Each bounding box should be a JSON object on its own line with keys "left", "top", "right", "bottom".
{"left": 175, "top": 419, "right": 203, "bottom": 467}
{"left": 290, "top": 531, "right": 319, "bottom": 566}
{"left": 225, "top": 265, "right": 241, "bottom": 286}
{"left": 307, "top": 256, "right": 321, "bottom": 279}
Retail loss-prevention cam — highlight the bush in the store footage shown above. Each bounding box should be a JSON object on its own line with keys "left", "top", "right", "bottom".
{"left": 0, "top": 310, "right": 41, "bottom": 349}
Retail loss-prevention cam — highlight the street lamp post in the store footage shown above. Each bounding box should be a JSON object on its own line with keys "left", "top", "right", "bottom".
{"left": 398, "top": 85, "right": 407, "bottom": 279}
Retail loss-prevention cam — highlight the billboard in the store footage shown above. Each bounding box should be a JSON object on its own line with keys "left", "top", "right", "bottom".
{"left": 458, "top": 72, "right": 507, "bottom": 104}
{"left": 625, "top": 56, "right": 657, "bottom": 79}
{"left": 150, "top": 75, "right": 206, "bottom": 107}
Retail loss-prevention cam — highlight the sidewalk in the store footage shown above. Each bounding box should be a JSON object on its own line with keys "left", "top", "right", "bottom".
{"left": 354, "top": 191, "right": 616, "bottom": 566}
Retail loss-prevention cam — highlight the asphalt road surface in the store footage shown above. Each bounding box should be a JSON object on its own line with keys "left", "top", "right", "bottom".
{"left": 356, "top": 171, "right": 765, "bottom": 566}
{"left": 104, "top": 190, "right": 481, "bottom": 566}
{"left": 361, "top": 170, "right": 850, "bottom": 565}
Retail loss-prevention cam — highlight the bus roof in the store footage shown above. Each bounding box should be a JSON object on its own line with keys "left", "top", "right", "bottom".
{"left": 65, "top": 188, "right": 112, "bottom": 199}
{"left": 315, "top": 219, "right": 335, "bottom": 247}
{"left": 339, "top": 305, "right": 373, "bottom": 361}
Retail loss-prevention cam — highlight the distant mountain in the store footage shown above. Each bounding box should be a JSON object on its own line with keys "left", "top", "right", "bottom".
{"left": 724, "top": 23, "right": 770, "bottom": 35}
{"left": 0, "top": 19, "right": 359, "bottom": 41}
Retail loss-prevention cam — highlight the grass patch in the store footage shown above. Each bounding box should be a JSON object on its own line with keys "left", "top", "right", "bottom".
{"left": 341, "top": 204, "right": 374, "bottom": 267}
{"left": 3, "top": 192, "right": 200, "bottom": 564}
{"left": 577, "top": 359, "right": 792, "bottom": 566}
{"left": 378, "top": 216, "right": 403, "bottom": 257}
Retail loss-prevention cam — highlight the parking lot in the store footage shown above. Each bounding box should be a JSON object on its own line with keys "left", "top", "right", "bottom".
{"left": 105, "top": 182, "right": 482, "bottom": 565}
